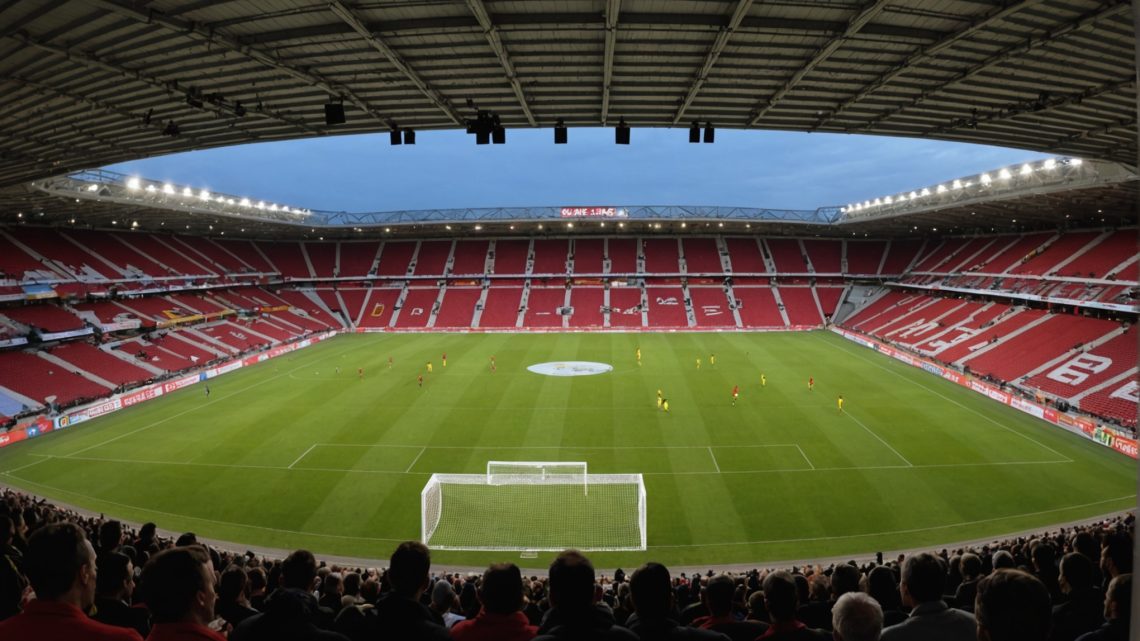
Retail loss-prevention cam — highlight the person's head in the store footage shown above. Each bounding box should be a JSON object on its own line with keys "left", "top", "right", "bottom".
{"left": 702, "top": 574, "right": 735, "bottom": 617}
{"left": 321, "top": 572, "right": 343, "bottom": 597}
{"left": 1101, "top": 533, "right": 1133, "bottom": 579}
{"left": 832, "top": 592, "right": 883, "bottom": 641}
{"left": 281, "top": 549, "right": 318, "bottom": 591}
{"left": 831, "top": 565, "right": 860, "bottom": 600}
{"left": 1030, "top": 541, "right": 1056, "bottom": 573}
{"left": 1103, "top": 574, "right": 1132, "bottom": 623}
{"left": 864, "top": 565, "right": 899, "bottom": 609}
{"left": 960, "top": 553, "right": 982, "bottom": 580}
{"left": 431, "top": 578, "right": 458, "bottom": 612}
{"left": 98, "top": 519, "right": 123, "bottom": 553}
{"left": 174, "top": 532, "right": 198, "bottom": 547}
{"left": 478, "top": 563, "right": 525, "bottom": 614}
{"left": 137, "top": 522, "right": 157, "bottom": 542}
{"left": 24, "top": 522, "right": 98, "bottom": 609}
{"left": 389, "top": 541, "right": 431, "bottom": 598}
{"left": 991, "top": 550, "right": 1015, "bottom": 570}
{"left": 361, "top": 578, "right": 380, "bottom": 603}
{"left": 140, "top": 546, "right": 216, "bottom": 626}
{"left": 747, "top": 589, "right": 766, "bottom": 620}
{"left": 343, "top": 571, "right": 361, "bottom": 597}
{"left": 630, "top": 562, "right": 673, "bottom": 621}
{"left": 96, "top": 551, "right": 134, "bottom": 601}
{"left": 762, "top": 571, "right": 799, "bottom": 622}
{"left": 248, "top": 566, "right": 267, "bottom": 595}
{"left": 975, "top": 569, "right": 1051, "bottom": 641}
{"left": 1059, "top": 552, "right": 1095, "bottom": 594}
{"left": 899, "top": 553, "right": 946, "bottom": 607}
{"left": 548, "top": 550, "right": 595, "bottom": 611}
{"left": 218, "top": 565, "right": 249, "bottom": 604}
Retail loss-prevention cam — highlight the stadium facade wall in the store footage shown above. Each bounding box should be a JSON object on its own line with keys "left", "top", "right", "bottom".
{"left": 0, "top": 330, "right": 337, "bottom": 450}
{"left": 830, "top": 327, "right": 1138, "bottom": 460}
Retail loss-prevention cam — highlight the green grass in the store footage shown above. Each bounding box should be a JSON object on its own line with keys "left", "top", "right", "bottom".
{"left": 0, "top": 331, "right": 1134, "bottom": 568}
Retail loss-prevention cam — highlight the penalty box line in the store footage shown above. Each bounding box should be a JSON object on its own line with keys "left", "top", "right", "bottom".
{"left": 299, "top": 442, "right": 816, "bottom": 474}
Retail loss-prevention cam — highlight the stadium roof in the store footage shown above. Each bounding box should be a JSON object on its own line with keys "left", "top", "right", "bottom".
{"left": 0, "top": 0, "right": 1135, "bottom": 194}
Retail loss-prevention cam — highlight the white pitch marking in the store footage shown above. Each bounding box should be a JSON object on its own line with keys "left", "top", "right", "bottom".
{"left": 288, "top": 444, "right": 318, "bottom": 469}
{"left": 707, "top": 447, "right": 721, "bottom": 473}
{"left": 794, "top": 444, "right": 815, "bottom": 470}
{"left": 845, "top": 410, "right": 914, "bottom": 467}
{"left": 405, "top": 447, "right": 427, "bottom": 473}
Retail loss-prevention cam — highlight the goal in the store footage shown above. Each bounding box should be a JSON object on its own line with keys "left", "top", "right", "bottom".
{"left": 422, "top": 465, "right": 646, "bottom": 551}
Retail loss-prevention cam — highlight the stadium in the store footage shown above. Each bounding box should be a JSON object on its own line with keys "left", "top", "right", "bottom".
{"left": 0, "top": 2, "right": 1136, "bottom": 640}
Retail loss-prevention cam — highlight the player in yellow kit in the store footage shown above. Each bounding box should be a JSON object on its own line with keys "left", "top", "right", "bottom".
{"left": 760, "top": 373, "right": 766, "bottom": 388}
{"left": 838, "top": 395, "right": 844, "bottom": 413}
{"left": 426, "top": 362, "right": 433, "bottom": 374}
{"left": 662, "top": 398, "right": 670, "bottom": 413}
{"left": 636, "top": 347, "right": 642, "bottom": 365}
{"left": 656, "top": 389, "right": 663, "bottom": 410}
{"left": 696, "top": 358, "right": 701, "bottom": 370}
{"left": 710, "top": 354, "right": 716, "bottom": 367}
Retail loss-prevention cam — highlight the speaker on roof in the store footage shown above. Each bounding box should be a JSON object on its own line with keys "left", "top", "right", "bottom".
{"left": 324, "top": 103, "right": 345, "bottom": 125}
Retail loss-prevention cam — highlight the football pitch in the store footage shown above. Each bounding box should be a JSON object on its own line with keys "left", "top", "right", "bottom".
{"left": 0, "top": 330, "right": 1134, "bottom": 568}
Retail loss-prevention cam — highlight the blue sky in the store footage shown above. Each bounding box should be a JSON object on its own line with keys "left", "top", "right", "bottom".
{"left": 107, "top": 129, "right": 1049, "bottom": 213}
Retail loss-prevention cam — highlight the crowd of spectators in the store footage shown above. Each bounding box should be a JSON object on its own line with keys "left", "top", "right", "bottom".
{"left": 0, "top": 488, "right": 1133, "bottom": 641}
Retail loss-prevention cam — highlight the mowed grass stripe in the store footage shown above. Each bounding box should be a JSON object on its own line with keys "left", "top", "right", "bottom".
{"left": 0, "top": 331, "right": 1133, "bottom": 568}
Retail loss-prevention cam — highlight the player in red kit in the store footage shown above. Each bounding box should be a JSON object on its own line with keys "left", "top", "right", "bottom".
{"left": 417, "top": 374, "right": 423, "bottom": 388}
{"left": 808, "top": 376, "right": 814, "bottom": 391}
{"left": 358, "top": 367, "right": 364, "bottom": 380}
{"left": 731, "top": 384, "right": 739, "bottom": 407}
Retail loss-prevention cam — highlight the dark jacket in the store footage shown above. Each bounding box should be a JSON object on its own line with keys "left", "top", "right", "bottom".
{"left": 1074, "top": 619, "right": 1129, "bottom": 641}
{"left": 92, "top": 595, "right": 151, "bottom": 638}
{"left": 229, "top": 588, "right": 349, "bottom": 641}
{"left": 691, "top": 614, "right": 769, "bottom": 641}
{"left": 626, "top": 616, "right": 731, "bottom": 640}
{"left": 534, "top": 605, "right": 639, "bottom": 641}
{"left": 370, "top": 592, "right": 450, "bottom": 641}
{"left": 1052, "top": 589, "right": 1106, "bottom": 641}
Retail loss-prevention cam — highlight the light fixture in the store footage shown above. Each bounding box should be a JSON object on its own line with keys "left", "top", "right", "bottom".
{"left": 1043, "top": 158, "right": 1056, "bottom": 170}
{"left": 126, "top": 177, "right": 141, "bottom": 190}
{"left": 554, "top": 119, "right": 567, "bottom": 144}
{"left": 199, "top": 189, "right": 211, "bottom": 201}
{"left": 703, "top": 122, "right": 714, "bottom": 143}
{"left": 182, "top": 187, "right": 193, "bottom": 197}
{"left": 999, "top": 168, "right": 1012, "bottom": 180}
{"left": 390, "top": 128, "right": 402, "bottom": 146}
{"left": 615, "top": 117, "right": 629, "bottom": 145}
{"left": 1019, "top": 164, "right": 1033, "bottom": 176}
{"left": 689, "top": 122, "right": 700, "bottom": 143}
{"left": 324, "top": 100, "right": 345, "bottom": 125}
{"left": 980, "top": 173, "right": 992, "bottom": 184}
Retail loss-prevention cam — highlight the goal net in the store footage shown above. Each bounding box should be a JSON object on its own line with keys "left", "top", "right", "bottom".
{"left": 422, "top": 466, "right": 646, "bottom": 551}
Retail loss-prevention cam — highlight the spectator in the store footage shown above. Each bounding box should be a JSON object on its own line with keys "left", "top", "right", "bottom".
{"left": 831, "top": 592, "right": 882, "bottom": 641}
{"left": 1032, "top": 541, "right": 1063, "bottom": 604}
{"left": 0, "top": 522, "right": 142, "bottom": 640}
{"left": 230, "top": 549, "right": 348, "bottom": 641}
{"left": 691, "top": 573, "right": 768, "bottom": 641}
{"left": 534, "top": 550, "right": 637, "bottom": 640}
{"left": 623, "top": 562, "right": 728, "bottom": 640}
{"left": 1074, "top": 574, "right": 1130, "bottom": 641}
{"left": 428, "top": 579, "right": 464, "bottom": 628}
{"left": 746, "top": 589, "right": 768, "bottom": 624}
{"left": 318, "top": 573, "right": 343, "bottom": 612}
{"left": 880, "top": 553, "right": 974, "bottom": 641}
{"left": 247, "top": 567, "right": 269, "bottom": 610}
{"left": 1099, "top": 534, "right": 1131, "bottom": 587}
{"left": 797, "top": 573, "right": 832, "bottom": 630}
{"left": 864, "top": 565, "right": 905, "bottom": 627}
{"left": 1076, "top": 570, "right": 1130, "bottom": 638}
{"left": 341, "top": 572, "right": 362, "bottom": 605}
{"left": 451, "top": 563, "right": 538, "bottom": 641}
{"left": 99, "top": 520, "right": 125, "bottom": 557}
{"left": 974, "top": 569, "right": 1051, "bottom": 641}
{"left": 139, "top": 546, "right": 225, "bottom": 641}
{"left": 93, "top": 551, "right": 150, "bottom": 638}
{"left": 952, "top": 553, "right": 982, "bottom": 613}
{"left": 1052, "top": 552, "right": 1105, "bottom": 641}
{"left": 757, "top": 570, "right": 829, "bottom": 640}
{"left": 215, "top": 565, "right": 258, "bottom": 629}
{"left": 371, "top": 541, "right": 448, "bottom": 640}
{"left": 991, "top": 551, "right": 1015, "bottom": 571}
{"left": 0, "top": 513, "right": 28, "bottom": 620}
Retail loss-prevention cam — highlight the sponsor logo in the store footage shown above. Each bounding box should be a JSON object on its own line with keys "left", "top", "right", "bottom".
{"left": 655, "top": 296, "right": 679, "bottom": 306}
{"left": 559, "top": 207, "right": 625, "bottom": 218}
{"left": 527, "top": 361, "right": 614, "bottom": 377}
{"left": 920, "top": 362, "right": 943, "bottom": 376}
{"left": 701, "top": 305, "right": 723, "bottom": 316}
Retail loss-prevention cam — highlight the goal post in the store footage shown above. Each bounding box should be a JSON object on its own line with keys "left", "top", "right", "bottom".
{"left": 486, "top": 460, "right": 589, "bottom": 494}
{"left": 421, "top": 469, "right": 646, "bottom": 551}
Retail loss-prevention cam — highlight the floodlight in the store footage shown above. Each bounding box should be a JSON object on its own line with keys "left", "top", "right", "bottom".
{"left": 182, "top": 187, "right": 193, "bottom": 197}
{"left": 952, "top": 180, "right": 962, "bottom": 189}
{"left": 1019, "top": 164, "right": 1033, "bottom": 175}
{"left": 86, "top": 184, "right": 99, "bottom": 192}
{"left": 145, "top": 184, "right": 156, "bottom": 192}
{"left": 199, "top": 190, "right": 211, "bottom": 201}
{"left": 324, "top": 102, "right": 346, "bottom": 125}
{"left": 1043, "top": 158, "right": 1056, "bottom": 170}
{"left": 126, "top": 177, "right": 141, "bottom": 190}
{"left": 1070, "top": 158, "right": 1082, "bottom": 166}
{"left": 162, "top": 184, "right": 174, "bottom": 194}
{"left": 999, "top": 168, "right": 1012, "bottom": 180}
{"left": 615, "top": 117, "right": 630, "bottom": 144}
{"left": 240, "top": 198, "right": 251, "bottom": 207}
{"left": 980, "top": 173, "right": 992, "bottom": 184}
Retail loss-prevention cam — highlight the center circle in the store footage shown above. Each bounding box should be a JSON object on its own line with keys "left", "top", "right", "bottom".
{"left": 526, "top": 361, "right": 614, "bottom": 377}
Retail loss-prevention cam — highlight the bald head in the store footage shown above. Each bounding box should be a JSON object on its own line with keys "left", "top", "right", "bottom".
{"left": 832, "top": 592, "right": 883, "bottom": 641}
